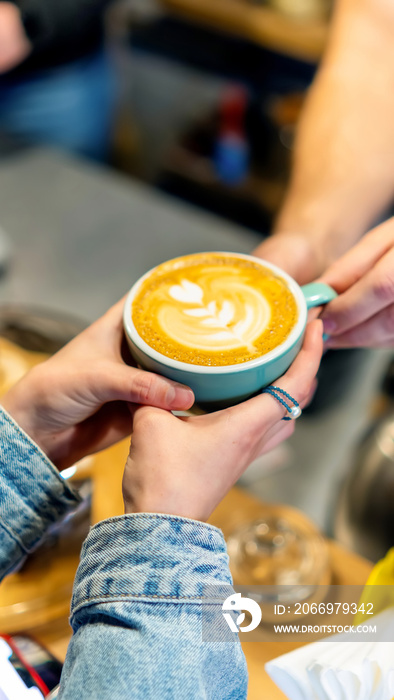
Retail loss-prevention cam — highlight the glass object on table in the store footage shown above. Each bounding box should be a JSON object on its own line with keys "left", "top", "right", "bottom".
{"left": 226, "top": 504, "right": 330, "bottom": 615}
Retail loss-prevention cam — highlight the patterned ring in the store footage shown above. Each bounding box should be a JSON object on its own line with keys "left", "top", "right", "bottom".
{"left": 261, "top": 385, "right": 302, "bottom": 421}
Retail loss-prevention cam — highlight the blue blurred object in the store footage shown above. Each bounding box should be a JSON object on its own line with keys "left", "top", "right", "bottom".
{"left": 214, "top": 133, "right": 250, "bottom": 185}
{"left": 0, "top": 51, "right": 115, "bottom": 162}
{"left": 214, "top": 86, "right": 250, "bottom": 185}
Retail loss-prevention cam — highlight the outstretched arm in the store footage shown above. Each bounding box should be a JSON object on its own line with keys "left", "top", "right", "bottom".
{"left": 254, "top": 0, "right": 394, "bottom": 283}
{"left": 1, "top": 316, "right": 322, "bottom": 698}
{"left": 59, "top": 321, "right": 323, "bottom": 699}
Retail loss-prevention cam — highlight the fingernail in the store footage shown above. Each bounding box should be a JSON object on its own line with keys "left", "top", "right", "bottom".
{"left": 168, "top": 383, "right": 194, "bottom": 408}
{"left": 322, "top": 318, "right": 336, "bottom": 334}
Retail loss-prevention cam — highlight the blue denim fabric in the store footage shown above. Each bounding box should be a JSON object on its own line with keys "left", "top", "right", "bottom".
{"left": 0, "top": 407, "right": 81, "bottom": 578}
{"left": 0, "top": 407, "right": 248, "bottom": 698}
{"left": 60, "top": 515, "right": 247, "bottom": 699}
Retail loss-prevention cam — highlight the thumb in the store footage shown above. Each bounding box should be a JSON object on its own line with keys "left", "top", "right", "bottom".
{"left": 93, "top": 363, "right": 195, "bottom": 411}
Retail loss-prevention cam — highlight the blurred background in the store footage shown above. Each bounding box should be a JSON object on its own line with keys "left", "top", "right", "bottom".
{"left": 0, "top": 0, "right": 330, "bottom": 215}
{"left": 0, "top": 0, "right": 393, "bottom": 565}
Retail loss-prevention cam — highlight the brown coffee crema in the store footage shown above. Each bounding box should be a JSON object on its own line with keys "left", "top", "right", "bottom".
{"left": 131, "top": 253, "right": 298, "bottom": 366}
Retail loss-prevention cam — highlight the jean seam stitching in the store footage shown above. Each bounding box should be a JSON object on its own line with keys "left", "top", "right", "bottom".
{"left": 90, "top": 513, "right": 224, "bottom": 536}
{"left": 71, "top": 596, "right": 229, "bottom": 615}
{"left": 0, "top": 519, "right": 28, "bottom": 553}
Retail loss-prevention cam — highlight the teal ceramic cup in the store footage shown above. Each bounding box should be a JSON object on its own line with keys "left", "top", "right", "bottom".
{"left": 123, "top": 253, "right": 337, "bottom": 410}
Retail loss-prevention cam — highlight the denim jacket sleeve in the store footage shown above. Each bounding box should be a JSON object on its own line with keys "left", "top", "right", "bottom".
{"left": 0, "top": 406, "right": 81, "bottom": 579}
{"left": 60, "top": 514, "right": 247, "bottom": 700}
{"left": 0, "top": 406, "right": 248, "bottom": 699}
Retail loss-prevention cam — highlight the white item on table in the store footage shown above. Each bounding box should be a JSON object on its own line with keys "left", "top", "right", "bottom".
{"left": 266, "top": 607, "right": 394, "bottom": 700}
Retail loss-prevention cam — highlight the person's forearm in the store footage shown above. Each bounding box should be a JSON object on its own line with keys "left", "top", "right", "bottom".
{"left": 59, "top": 515, "right": 248, "bottom": 700}
{"left": 256, "top": 0, "right": 394, "bottom": 272}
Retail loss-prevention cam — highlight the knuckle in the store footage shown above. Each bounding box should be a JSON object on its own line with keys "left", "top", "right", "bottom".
{"left": 133, "top": 406, "right": 164, "bottom": 433}
{"left": 133, "top": 372, "right": 155, "bottom": 404}
{"left": 372, "top": 274, "right": 394, "bottom": 304}
{"left": 293, "top": 386, "right": 309, "bottom": 407}
{"left": 326, "top": 305, "right": 353, "bottom": 331}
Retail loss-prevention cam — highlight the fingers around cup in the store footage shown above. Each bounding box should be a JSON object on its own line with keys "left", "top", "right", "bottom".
{"left": 224, "top": 320, "right": 323, "bottom": 432}
{"left": 324, "top": 303, "right": 394, "bottom": 349}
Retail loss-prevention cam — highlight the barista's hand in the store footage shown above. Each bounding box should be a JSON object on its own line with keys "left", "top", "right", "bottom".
{"left": 253, "top": 232, "right": 327, "bottom": 286}
{"left": 0, "top": 3, "right": 31, "bottom": 73}
{"left": 123, "top": 320, "right": 323, "bottom": 522}
{"left": 319, "top": 218, "right": 394, "bottom": 348}
{"left": 1, "top": 299, "right": 194, "bottom": 470}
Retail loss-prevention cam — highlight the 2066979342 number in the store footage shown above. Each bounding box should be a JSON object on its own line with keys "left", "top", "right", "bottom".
{"left": 290, "top": 602, "right": 374, "bottom": 615}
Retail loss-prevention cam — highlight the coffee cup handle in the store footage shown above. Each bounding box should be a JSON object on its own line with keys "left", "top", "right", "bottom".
{"left": 301, "top": 283, "right": 337, "bottom": 342}
{"left": 301, "top": 282, "right": 337, "bottom": 309}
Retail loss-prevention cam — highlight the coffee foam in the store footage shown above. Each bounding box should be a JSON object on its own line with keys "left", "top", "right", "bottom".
{"left": 132, "top": 254, "right": 298, "bottom": 366}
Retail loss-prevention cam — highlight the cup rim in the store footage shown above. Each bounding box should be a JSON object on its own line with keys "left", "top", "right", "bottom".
{"left": 123, "top": 252, "right": 307, "bottom": 375}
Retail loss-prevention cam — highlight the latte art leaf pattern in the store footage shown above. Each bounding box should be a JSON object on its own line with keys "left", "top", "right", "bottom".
{"left": 165, "top": 276, "right": 271, "bottom": 353}
{"left": 132, "top": 253, "right": 298, "bottom": 366}
{"left": 170, "top": 285, "right": 259, "bottom": 352}
{"left": 168, "top": 279, "right": 203, "bottom": 304}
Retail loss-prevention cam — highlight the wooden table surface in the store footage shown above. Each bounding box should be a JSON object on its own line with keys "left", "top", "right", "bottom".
{"left": 3, "top": 439, "right": 372, "bottom": 699}
{"left": 159, "top": 0, "right": 329, "bottom": 62}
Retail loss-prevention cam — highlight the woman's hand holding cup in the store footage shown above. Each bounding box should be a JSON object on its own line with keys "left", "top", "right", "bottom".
{"left": 1, "top": 298, "right": 194, "bottom": 471}
{"left": 123, "top": 320, "right": 323, "bottom": 522}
